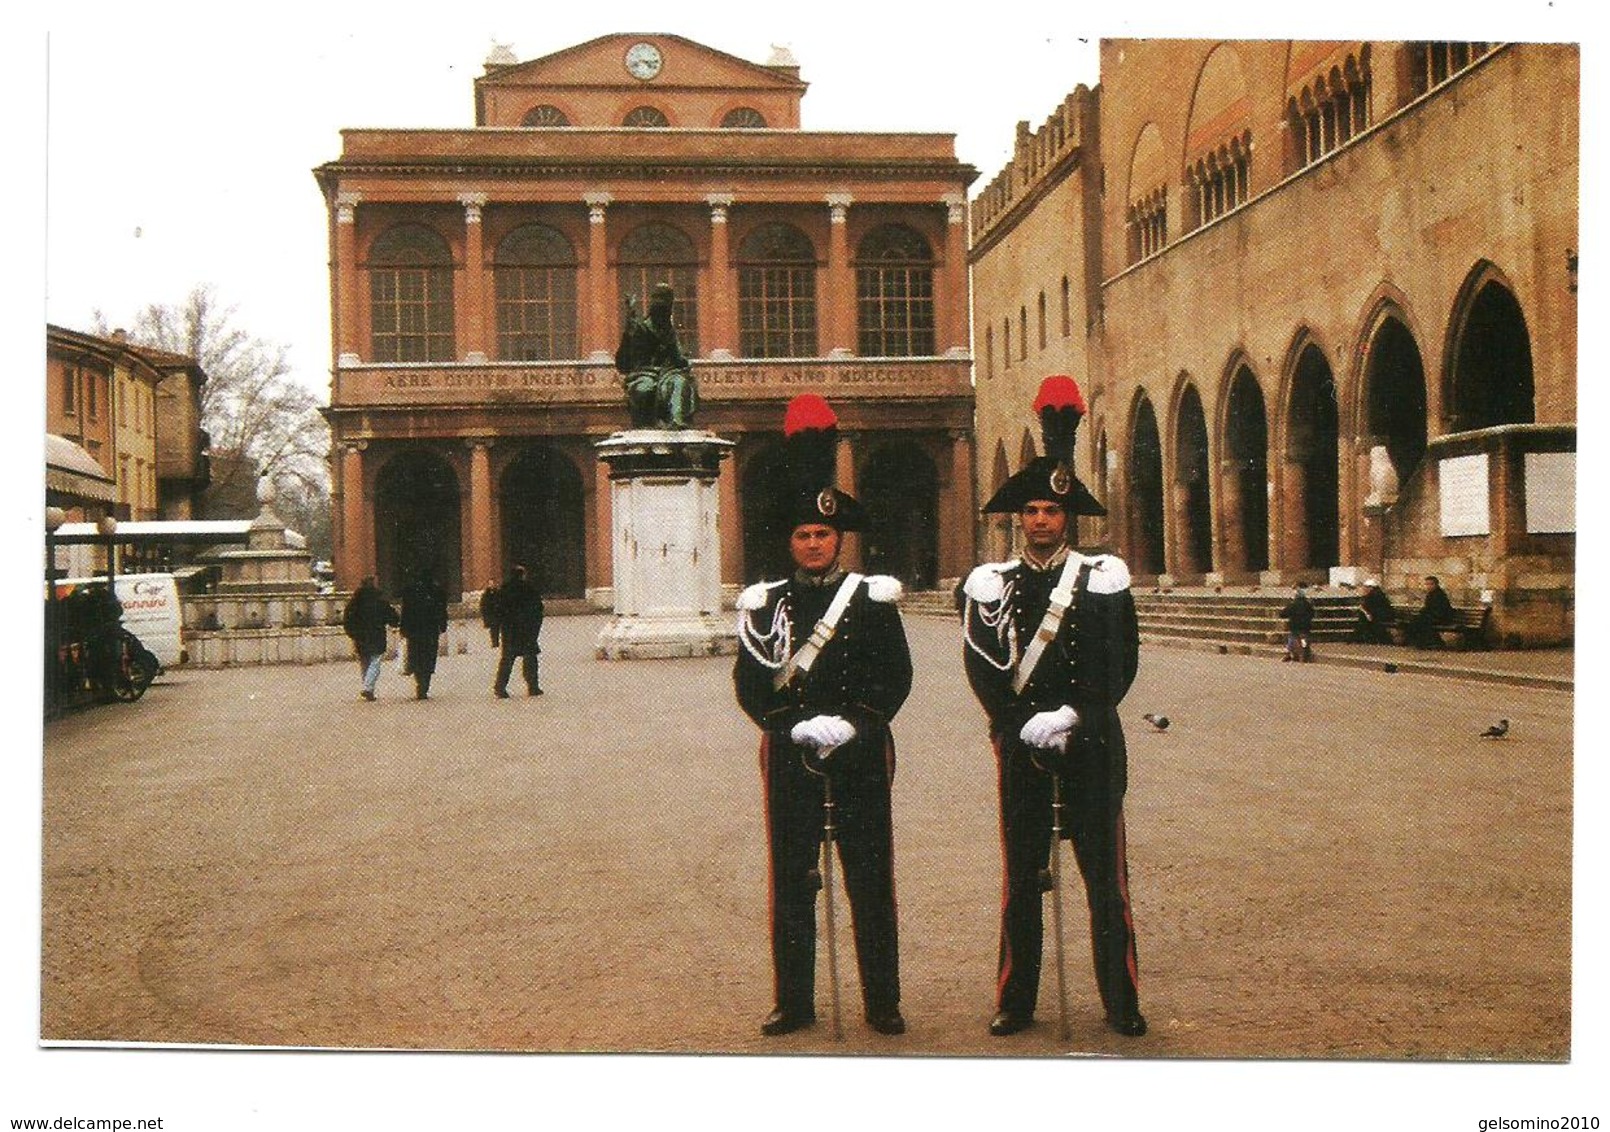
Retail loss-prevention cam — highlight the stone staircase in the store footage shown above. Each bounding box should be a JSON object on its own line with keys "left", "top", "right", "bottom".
{"left": 1132, "top": 588, "right": 1356, "bottom": 649}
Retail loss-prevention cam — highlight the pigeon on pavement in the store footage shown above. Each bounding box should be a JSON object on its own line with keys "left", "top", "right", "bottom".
{"left": 1142, "top": 713, "right": 1170, "bottom": 732}
{"left": 1479, "top": 718, "right": 1510, "bottom": 739}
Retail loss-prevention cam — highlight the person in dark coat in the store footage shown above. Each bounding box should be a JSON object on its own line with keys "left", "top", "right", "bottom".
{"left": 1405, "top": 574, "right": 1457, "bottom": 648}
{"left": 342, "top": 575, "right": 398, "bottom": 701}
{"left": 1280, "top": 584, "right": 1316, "bottom": 662}
{"left": 492, "top": 564, "right": 544, "bottom": 697}
{"left": 1351, "top": 578, "right": 1397, "bottom": 644}
{"left": 733, "top": 393, "right": 913, "bottom": 1039}
{"left": 399, "top": 571, "right": 449, "bottom": 700}
{"left": 961, "top": 375, "right": 1146, "bottom": 1040}
{"left": 478, "top": 579, "right": 501, "bottom": 647}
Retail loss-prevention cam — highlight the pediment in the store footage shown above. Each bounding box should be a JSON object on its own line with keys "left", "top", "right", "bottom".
{"left": 479, "top": 33, "right": 805, "bottom": 93}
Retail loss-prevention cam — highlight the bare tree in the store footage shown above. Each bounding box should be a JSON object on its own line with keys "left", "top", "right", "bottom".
{"left": 95, "top": 286, "right": 331, "bottom": 541}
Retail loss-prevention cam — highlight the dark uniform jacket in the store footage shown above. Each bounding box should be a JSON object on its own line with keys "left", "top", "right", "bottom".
{"left": 734, "top": 573, "right": 913, "bottom": 763}
{"left": 961, "top": 551, "right": 1140, "bottom": 794}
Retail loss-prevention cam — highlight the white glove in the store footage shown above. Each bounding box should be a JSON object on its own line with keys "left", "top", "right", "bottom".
{"left": 791, "top": 714, "right": 857, "bottom": 753}
{"left": 1019, "top": 705, "right": 1079, "bottom": 750}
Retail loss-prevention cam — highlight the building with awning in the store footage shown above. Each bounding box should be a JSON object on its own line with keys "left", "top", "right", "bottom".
{"left": 45, "top": 433, "right": 115, "bottom": 509}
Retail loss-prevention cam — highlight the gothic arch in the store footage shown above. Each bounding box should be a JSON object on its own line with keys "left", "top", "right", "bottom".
{"left": 1125, "top": 389, "right": 1166, "bottom": 575}
{"left": 1216, "top": 353, "right": 1270, "bottom": 574}
{"left": 1182, "top": 42, "right": 1251, "bottom": 169}
{"left": 1278, "top": 332, "right": 1342, "bottom": 571}
{"left": 1442, "top": 261, "right": 1535, "bottom": 432}
{"left": 1167, "top": 376, "right": 1214, "bottom": 575}
{"left": 1353, "top": 291, "right": 1429, "bottom": 491}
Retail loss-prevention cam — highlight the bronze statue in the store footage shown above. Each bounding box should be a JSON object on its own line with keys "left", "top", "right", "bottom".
{"left": 615, "top": 282, "right": 699, "bottom": 429}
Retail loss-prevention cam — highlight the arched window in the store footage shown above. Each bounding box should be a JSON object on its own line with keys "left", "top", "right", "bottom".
{"left": 618, "top": 222, "right": 700, "bottom": 356}
{"left": 623, "top": 106, "right": 670, "bottom": 128}
{"left": 493, "top": 224, "right": 579, "bottom": 361}
{"left": 1037, "top": 292, "right": 1047, "bottom": 350}
{"left": 368, "top": 223, "right": 455, "bottom": 363}
{"left": 737, "top": 222, "right": 818, "bottom": 357}
{"left": 1060, "top": 276, "right": 1072, "bottom": 337}
{"left": 521, "top": 104, "right": 570, "bottom": 127}
{"left": 721, "top": 107, "right": 768, "bottom": 128}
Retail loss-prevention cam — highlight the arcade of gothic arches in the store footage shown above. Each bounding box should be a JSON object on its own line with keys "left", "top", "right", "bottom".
{"left": 1072, "top": 264, "right": 1536, "bottom": 581}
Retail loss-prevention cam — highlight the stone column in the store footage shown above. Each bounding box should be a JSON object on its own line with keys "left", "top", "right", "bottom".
{"left": 583, "top": 192, "right": 614, "bottom": 361}
{"left": 825, "top": 193, "right": 855, "bottom": 357}
{"left": 939, "top": 193, "right": 969, "bottom": 356}
{"left": 836, "top": 429, "right": 862, "bottom": 570}
{"left": 458, "top": 193, "right": 489, "bottom": 362}
{"left": 338, "top": 440, "right": 370, "bottom": 589}
{"left": 938, "top": 428, "right": 974, "bottom": 581}
{"left": 334, "top": 191, "right": 362, "bottom": 364}
{"left": 465, "top": 438, "right": 493, "bottom": 591}
{"left": 719, "top": 447, "right": 742, "bottom": 584}
{"left": 705, "top": 194, "right": 736, "bottom": 359}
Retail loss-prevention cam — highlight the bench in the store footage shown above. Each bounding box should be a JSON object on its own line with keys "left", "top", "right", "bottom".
{"left": 1431, "top": 604, "right": 1492, "bottom": 650}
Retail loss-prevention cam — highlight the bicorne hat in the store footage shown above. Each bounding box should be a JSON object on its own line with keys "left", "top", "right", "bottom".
{"left": 982, "top": 375, "right": 1106, "bottom": 516}
{"left": 779, "top": 394, "right": 866, "bottom": 532}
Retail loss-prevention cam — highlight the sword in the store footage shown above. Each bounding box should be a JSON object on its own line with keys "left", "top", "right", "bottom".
{"left": 1048, "top": 771, "right": 1073, "bottom": 1041}
{"left": 1032, "top": 740, "right": 1073, "bottom": 1042}
{"left": 802, "top": 747, "right": 844, "bottom": 1040}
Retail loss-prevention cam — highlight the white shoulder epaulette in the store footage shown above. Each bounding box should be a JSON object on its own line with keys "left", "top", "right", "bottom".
{"left": 963, "top": 560, "right": 1017, "bottom": 604}
{"left": 1084, "top": 554, "right": 1132, "bottom": 595}
{"left": 737, "top": 578, "right": 787, "bottom": 612}
{"left": 865, "top": 575, "right": 903, "bottom": 603}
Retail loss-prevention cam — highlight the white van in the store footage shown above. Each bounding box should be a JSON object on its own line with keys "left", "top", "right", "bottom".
{"left": 54, "top": 573, "right": 185, "bottom": 669}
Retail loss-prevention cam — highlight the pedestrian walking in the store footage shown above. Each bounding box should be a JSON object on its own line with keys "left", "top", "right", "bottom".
{"left": 733, "top": 393, "right": 913, "bottom": 1039}
{"left": 399, "top": 570, "right": 449, "bottom": 700}
{"left": 342, "top": 576, "right": 398, "bottom": 701}
{"left": 492, "top": 564, "right": 544, "bottom": 697}
{"left": 959, "top": 375, "right": 1146, "bottom": 1040}
{"left": 479, "top": 578, "right": 501, "bottom": 648}
{"left": 1281, "top": 583, "right": 1316, "bottom": 662}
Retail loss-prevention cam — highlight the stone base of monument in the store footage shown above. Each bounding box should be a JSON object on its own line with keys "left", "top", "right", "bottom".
{"left": 594, "top": 429, "right": 738, "bottom": 660}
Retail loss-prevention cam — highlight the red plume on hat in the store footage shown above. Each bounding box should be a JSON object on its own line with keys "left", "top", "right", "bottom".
{"left": 1034, "top": 375, "right": 1086, "bottom": 467}
{"left": 981, "top": 375, "right": 1105, "bottom": 516}
{"left": 783, "top": 394, "right": 838, "bottom": 495}
{"left": 780, "top": 394, "right": 864, "bottom": 531}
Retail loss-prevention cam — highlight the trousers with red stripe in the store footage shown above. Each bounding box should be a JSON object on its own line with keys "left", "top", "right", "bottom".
{"left": 764, "top": 737, "right": 900, "bottom": 1019}
{"left": 995, "top": 735, "right": 1140, "bottom": 1022}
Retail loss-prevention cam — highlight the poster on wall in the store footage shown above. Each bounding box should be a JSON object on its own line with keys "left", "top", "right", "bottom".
{"left": 1524, "top": 450, "right": 1576, "bottom": 533}
{"left": 1438, "top": 453, "right": 1490, "bottom": 536}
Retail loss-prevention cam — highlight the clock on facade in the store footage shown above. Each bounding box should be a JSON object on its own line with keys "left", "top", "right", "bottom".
{"left": 624, "top": 42, "right": 663, "bottom": 81}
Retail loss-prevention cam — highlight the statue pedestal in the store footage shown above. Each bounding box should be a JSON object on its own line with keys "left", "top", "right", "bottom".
{"left": 594, "top": 429, "right": 737, "bottom": 660}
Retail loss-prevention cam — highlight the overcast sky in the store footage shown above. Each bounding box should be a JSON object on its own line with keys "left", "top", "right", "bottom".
{"left": 34, "top": 0, "right": 1591, "bottom": 400}
{"left": 11, "top": 0, "right": 1605, "bottom": 1127}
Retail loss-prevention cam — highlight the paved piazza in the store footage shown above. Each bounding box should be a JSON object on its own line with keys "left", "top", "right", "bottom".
{"left": 40, "top": 613, "right": 1571, "bottom": 1059}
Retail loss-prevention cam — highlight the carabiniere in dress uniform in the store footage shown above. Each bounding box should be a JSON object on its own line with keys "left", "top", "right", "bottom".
{"left": 734, "top": 393, "right": 913, "bottom": 1039}
{"left": 960, "top": 374, "right": 1147, "bottom": 1040}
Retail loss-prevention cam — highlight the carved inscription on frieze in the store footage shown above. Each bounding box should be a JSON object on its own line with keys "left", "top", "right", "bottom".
{"left": 343, "top": 360, "right": 968, "bottom": 407}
